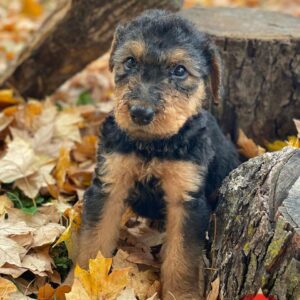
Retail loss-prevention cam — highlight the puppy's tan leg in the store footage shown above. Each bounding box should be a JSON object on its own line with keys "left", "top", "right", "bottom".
{"left": 75, "top": 153, "right": 139, "bottom": 269}
{"left": 158, "top": 161, "right": 209, "bottom": 300}
{"left": 77, "top": 180, "right": 126, "bottom": 268}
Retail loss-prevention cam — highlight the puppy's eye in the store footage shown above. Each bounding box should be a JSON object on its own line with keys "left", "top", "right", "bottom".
{"left": 124, "top": 57, "right": 137, "bottom": 70}
{"left": 173, "top": 65, "right": 187, "bottom": 78}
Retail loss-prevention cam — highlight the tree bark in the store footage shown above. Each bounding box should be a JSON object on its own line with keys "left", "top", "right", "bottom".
{"left": 206, "top": 147, "right": 300, "bottom": 300}
{"left": 0, "top": 0, "right": 182, "bottom": 99}
{"left": 181, "top": 8, "right": 300, "bottom": 144}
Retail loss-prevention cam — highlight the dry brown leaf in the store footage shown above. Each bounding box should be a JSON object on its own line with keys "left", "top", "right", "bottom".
{"left": 293, "top": 119, "right": 300, "bottom": 138}
{"left": 54, "top": 112, "right": 82, "bottom": 142}
{"left": 237, "top": 129, "right": 265, "bottom": 158}
{"left": 0, "top": 221, "right": 35, "bottom": 237}
{"left": 0, "top": 236, "right": 27, "bottom": 267}
{"left": 15, "top": 163, "right": 56, "bottom": 199}
{"left": 0, "top": 137, "right": 38, "bottom": 183}
{"left": 32, "top": 223, "right": 65, "bottom": 248}
{"left": 0, "top": 194, "right": 13, "bottom": 216}
{"left": 0, "top": 263, "right": 27, "bottom": 278}
{"left": 113, "top": 250, "right": 159, "bottom": 300}
{"left": 117, "top": 288, "right": 137, "bottom": 300}
{"left": 6, "top": 206, "right": 61, "bottom": 228}
{"left": 0, "top": 112, "right": 13, "bottom": 133}
{"left": 21, "top": 248, "right": 53, "bottom": 276}
{"left": 0, "top": 277, "right": 17, "bottom": 299}
{"left": 206, "top": 277, "right": 220, "bottom": 300}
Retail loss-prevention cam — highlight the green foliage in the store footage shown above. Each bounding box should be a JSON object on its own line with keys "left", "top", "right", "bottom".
{"left": 50, "top": 243, "right": 72, "bottom": 281}
{"left": 76, "top": 91, "right": 94, "bottom": 105}
{"left": 7, "top": 189, "right": 49, "bottom": 215}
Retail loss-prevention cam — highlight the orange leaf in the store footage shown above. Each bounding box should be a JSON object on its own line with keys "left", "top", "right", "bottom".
{"left": 237, "top": 129, "right": 265, "bottom": 158}
{"left": 3, "top": 105, "right": 18, "bottom": 117}
{"left": 73, "top": 135, "right": 97, "bottom": 162}
{"left": 21, "top": 0, "right": 43, "bottom": 17}
{"left": 53, "top": 148, "right": 72, "bottom": 189}
{"left": 38, "top": 283, "right": 71, "bottom": 300}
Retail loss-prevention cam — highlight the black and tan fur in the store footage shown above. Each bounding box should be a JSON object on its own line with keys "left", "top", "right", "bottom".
{"left": 74, "top": 10, "right": 239, "bottom": 299}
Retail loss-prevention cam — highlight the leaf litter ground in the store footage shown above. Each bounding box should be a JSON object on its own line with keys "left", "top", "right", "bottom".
{"left": 0, "top": 1, "right": 299, "bottom": 300}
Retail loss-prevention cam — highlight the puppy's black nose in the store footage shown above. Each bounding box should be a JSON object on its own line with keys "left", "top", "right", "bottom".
{"left": 130, "top": 105, "right": 154, "bottom": 125}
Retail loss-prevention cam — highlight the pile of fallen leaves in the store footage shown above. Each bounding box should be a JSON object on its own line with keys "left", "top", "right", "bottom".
{"left": 0, "top": 1, "right": 300, "bottom": 300}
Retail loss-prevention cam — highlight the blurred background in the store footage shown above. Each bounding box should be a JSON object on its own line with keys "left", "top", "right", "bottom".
{"left": 0, "top": 0, "right": 299, "bottom": 76}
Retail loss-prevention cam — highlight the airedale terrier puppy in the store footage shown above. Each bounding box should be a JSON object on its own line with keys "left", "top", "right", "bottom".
{"left": 76, "top": 10, "right": 239, "bottom": 299}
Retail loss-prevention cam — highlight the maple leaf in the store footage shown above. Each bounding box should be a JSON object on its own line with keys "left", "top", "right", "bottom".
{"left": 66, "top": 252, "right": 129, "bottom": 300}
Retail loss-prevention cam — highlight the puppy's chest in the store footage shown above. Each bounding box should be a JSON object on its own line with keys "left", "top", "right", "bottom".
{"left": 99, "top": 152, "right": 205, "bottom": 206}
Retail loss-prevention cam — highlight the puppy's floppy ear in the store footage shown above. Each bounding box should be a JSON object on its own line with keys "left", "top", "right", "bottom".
{"left": 109, "top": 25, "right": 124, "bottom": 71}
{"left": 208, "top": 44, "right": 223, "bottom": 105}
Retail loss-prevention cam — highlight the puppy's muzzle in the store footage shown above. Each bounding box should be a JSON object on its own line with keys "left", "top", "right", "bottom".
{"left": 130, "top": 105, "right": 154, "bottom": 126}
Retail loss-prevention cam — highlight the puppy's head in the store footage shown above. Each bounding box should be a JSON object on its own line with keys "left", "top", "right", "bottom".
{"left": 110, "top": 10, "right": 222, "bottom": 139}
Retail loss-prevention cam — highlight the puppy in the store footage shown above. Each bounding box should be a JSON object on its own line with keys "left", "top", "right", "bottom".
{"left": 75, "top": 10, "right": 239, "bottom": 299}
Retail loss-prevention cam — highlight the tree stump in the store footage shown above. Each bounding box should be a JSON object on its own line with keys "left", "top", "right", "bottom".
{"left": 181, "top": 8, "right": 300, "bottom": 144}
{"left": 207, "top": 147, "right": 300, "bottom": 300}
{"left": 0, "top": 0, "right": 182, "bottom": 99}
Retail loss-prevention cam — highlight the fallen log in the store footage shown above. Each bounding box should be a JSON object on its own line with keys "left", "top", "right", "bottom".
{"left": 181, "top": 7, "right": 300, "bottom": 144}
{"left": 207, "top": 147, "right": 300, "bottom": 300}
{"left": 0, "top": 0, "right": 182, "bottom": 99}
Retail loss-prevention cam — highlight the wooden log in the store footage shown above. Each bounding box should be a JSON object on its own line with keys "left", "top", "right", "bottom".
{"left": 206, "top": 147, "right": 300, "bottom": 300}
{"left": 0, "top": 0, "right": 182, "bottom": 99}
{"left": 181, "top": 8, "right": 300, "bottom": 144}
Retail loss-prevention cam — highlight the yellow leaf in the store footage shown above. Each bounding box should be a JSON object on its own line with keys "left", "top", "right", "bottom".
{"left": 266, "top": 139, "right": 288, "bottom": 152}
{"left": 66, "top": 252, "right": 129, "bottom": 300}
{"left": 0, "top": 90, "right": 22, "bottom": 108}
{"left": 266, "top": 136, "right": 299, "bottom": 151}
{"left": 287, "top": 136, "right": 300, "bottom": 148}
{"left": 21, "top": 0, "right": 43, "bottom": 17}
{"left": 0, "top": 277, "right": 17, "bottom": 299}
{"left": 53, "top": 208, "right": 81, "bottom": 259}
